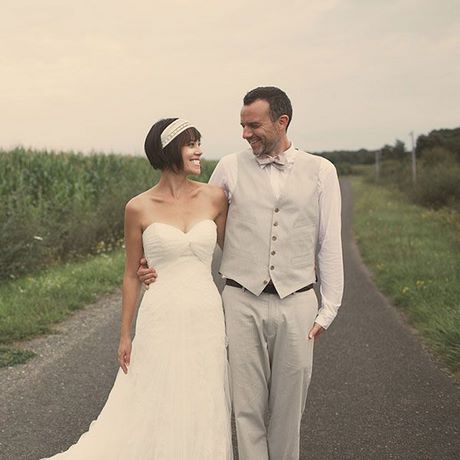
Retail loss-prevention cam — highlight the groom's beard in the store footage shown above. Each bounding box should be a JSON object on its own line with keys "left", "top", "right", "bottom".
{"left": 249, "top": 135, "right": 282, "bottom": 157}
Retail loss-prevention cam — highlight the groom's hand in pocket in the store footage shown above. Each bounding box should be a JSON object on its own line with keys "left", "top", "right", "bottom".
{"left": 137, "top": 256, "right": 157, "bottom": 289}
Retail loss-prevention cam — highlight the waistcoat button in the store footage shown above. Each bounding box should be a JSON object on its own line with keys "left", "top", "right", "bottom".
{"left": 273, "top": 221, "right": 278, "bottom": 226}
{"left": 272, "top": 236, "right": 277, "bottom": 241}
{"left": 270, "top": 265, "right": 275, "bottom": 270}
{"left": 271, "top": 250, "right": 276, "bottom": 255}
{"left": 274, "top": 208, "right": 279, "bottom": 213}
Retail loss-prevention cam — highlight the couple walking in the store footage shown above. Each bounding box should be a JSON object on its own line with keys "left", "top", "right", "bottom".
{"left": 43, "top": 86, "right": 343, "bottom": 459}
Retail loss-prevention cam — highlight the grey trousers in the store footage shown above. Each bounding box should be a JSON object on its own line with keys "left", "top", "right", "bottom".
{"left": 222, "top": 285, "right": 317, "bottom": 460}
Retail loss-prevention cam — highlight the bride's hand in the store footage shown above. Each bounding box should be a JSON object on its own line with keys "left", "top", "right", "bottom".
{"left": 118, "top": 336, "right": 132, "bottom": 374}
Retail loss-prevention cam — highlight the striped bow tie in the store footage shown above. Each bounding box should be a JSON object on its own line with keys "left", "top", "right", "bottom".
{"left": 255, "top": 154, "right": 287, "bottom": 170}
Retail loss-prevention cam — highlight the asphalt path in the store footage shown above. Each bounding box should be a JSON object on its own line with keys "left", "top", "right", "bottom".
{"left": 0, "top": 179, "right": 459, "bottom": 459}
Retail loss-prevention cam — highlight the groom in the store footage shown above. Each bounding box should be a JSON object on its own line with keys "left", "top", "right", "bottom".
{"left": 140, "top": 86, "right": 343, "bottom": 460}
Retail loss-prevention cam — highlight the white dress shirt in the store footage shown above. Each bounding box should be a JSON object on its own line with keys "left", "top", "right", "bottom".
{"left": 209, "top": 144, "right": 344, "bottom": 329}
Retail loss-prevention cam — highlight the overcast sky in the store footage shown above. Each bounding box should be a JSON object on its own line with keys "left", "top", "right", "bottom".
{"left": 1, "top": 0, "right": 459, "bottom": 159}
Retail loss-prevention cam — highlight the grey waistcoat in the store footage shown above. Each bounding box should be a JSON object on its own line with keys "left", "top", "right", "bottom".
{"left": 220, "top": 148, "right": 321, "bottom": 298}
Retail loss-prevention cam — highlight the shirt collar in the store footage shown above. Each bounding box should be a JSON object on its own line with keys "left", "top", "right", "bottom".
{"left": 284, "top": 142, "right": 296, "bottom": 164}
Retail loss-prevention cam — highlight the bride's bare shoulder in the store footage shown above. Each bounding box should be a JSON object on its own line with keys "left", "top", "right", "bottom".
{"left": 125, "top": 189, "right": 156, "bottom": 216}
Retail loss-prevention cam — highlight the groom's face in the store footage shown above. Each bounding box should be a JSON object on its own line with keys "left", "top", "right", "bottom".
{"left": 240, "top": 99, "right": 283, "bottom": 157}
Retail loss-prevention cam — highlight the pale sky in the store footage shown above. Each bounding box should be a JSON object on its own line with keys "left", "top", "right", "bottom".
{"left": 1, "top": 0, "right": 459, "bottom": 159}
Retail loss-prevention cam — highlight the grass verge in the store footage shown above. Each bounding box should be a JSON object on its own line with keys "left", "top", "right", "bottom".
{"left": 351, "top": 177, "right": 460, "bottom": 379}
{"left": 0, "top": 250, "right": 124, "bottom": 367}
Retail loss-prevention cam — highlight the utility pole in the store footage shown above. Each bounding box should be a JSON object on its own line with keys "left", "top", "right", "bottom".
{"left": 375, "top": 149, "right": 381, "bottom": 181}
{"left": 410, "top": 131, "right": 416, "bottom": 185}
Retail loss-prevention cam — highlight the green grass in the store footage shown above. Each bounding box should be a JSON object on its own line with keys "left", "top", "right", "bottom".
{"left": 351, "top": 177, "right": 460, "bottom": 378}
{"left": 0, "top": 347, "right": 36, "bottom": 367}
{"left": 0, "top": 250, "right": 124, "bottom": 367}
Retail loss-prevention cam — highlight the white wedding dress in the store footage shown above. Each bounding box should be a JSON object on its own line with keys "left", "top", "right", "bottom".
{"left": 43, "top": 219, "right": 233, "bottom": 459}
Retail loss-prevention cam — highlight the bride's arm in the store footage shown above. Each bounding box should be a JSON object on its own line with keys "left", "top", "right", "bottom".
{"left": 119, "top": 200, "right": 143, "bottom": 374}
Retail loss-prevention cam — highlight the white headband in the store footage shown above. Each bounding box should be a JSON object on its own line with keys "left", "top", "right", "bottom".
{"left": 161, "top": 119, "right": 194, "bottom": 148}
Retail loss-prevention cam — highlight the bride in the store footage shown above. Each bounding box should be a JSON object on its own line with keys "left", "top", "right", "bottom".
{"left": 43, "top": 118, "right": 233, "bottom": 459}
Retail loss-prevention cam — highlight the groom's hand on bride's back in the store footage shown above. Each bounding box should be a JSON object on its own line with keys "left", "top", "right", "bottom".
{"left": 137, "top": 257, "right": 157, "bottom": 289}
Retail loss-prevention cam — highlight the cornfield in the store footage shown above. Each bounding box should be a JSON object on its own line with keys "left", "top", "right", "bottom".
{"left": 0, "top": 147, "right": 217, "bottom": 281}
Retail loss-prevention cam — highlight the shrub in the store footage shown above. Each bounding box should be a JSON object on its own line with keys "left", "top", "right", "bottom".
{"left": 411, "top": 161, "right": 460, "bottom": 210}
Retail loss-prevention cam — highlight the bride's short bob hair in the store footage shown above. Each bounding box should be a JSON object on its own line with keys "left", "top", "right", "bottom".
{"left": 144, "top": 118, "right": 201, "bottom": 172}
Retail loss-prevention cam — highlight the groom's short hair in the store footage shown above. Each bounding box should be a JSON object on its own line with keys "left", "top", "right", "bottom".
{"left": 243, "top": 86, "right": 292, "bottom": 130}
{"left": 144, "top": 118, "right": 201, "bottom": 172}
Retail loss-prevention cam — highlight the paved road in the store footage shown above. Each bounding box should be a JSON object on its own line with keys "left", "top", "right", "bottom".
{"left": 1, "top": 179, "right": 459, "bottom": 459}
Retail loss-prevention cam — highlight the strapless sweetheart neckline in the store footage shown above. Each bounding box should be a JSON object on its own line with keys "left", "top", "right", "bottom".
{"left": 142, "top": 218, "right": 216, "bottom": 236}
